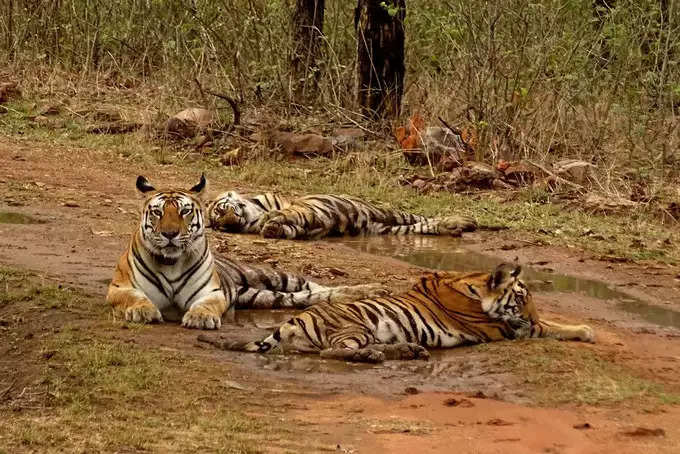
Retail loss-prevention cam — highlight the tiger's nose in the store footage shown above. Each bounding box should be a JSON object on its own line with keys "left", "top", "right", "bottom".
{"left": 162, "top": 230, "right": 179, "bottom": 240}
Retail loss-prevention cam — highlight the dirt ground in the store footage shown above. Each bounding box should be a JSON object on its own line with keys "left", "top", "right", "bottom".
{"left": 2, "top": 137, "right": 680, "bottom": 453}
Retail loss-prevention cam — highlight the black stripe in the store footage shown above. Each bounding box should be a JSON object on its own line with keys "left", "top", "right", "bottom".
{"left": 388, "top": 298, "right": 420, "bottom": 342}
{"left": 173, "top": 241, "right": 208, "bottom": 284}
{"left": 251, "top": 198, "right": 268, "bottom": 211}
{"left": 131, "top": 245, "right": 168, "bottom": 298}
{"left": 184, "top": 273, "right": 213, "bottom": 307}
{"left": 296, "top": 319, "right": 322, "bottom": 349}
{"left": 309, "top": 315, "right": 323, "bottom": 344}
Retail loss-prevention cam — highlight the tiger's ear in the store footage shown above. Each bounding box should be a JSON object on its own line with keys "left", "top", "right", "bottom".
{"left": 488, "top": 263, "right": 522, "bottom": 290}
{"left": 136, "top": 175, "right": 156, "bottom": 194}
{"left": 189, "top": 173, "right": 207, "bottom": 198}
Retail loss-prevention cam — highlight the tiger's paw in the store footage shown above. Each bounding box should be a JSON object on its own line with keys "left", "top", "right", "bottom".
{"left": 182, "top": 306, "right": 222, "bottom": 330}
{"left": 260, "top": 220, "right": 286, "bottom": 239}
{"left": 438, "top": 215, "right": 478, "bottom": 235}
{"left": 125, "top": 301, "right": 163, "bottom": 324}
{"left": 377, "top": 343, "right": 430, "bottom": 361}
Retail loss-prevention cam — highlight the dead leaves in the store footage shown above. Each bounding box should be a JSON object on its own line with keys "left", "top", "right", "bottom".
{"left": 395, "top": 114, "right": 474, "bottom": 169}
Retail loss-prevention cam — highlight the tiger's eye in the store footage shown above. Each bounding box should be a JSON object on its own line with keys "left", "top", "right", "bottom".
{"left": 151, "top": 209, "right": 162, "bottom": 217}
{"left": 180, "top": 207, "right": 192, "bottom": 216}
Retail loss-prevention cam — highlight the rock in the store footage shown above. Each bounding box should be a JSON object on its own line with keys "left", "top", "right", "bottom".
{"left": 486, "top": 418, "right": 514, "bottom": 426}
{"left": 327, "top": 267, "right": 348, "bottom": 277}
{"left": 269, "top": 130, "right": 333, "bottom": 156}
{"left": 164, "top": 108, "right": 215, "bottom": 139}
{"left": 173, "top": 108, "right": 214, "bottom": 129}
{"left": 404, "top": 386, "right": 420, "bottom": 395}
{"left": 443, "top": 398, "right": 474, "bottom": 407}
{"left": 63, "top": 200, "right": 80, "bottom": 208}
{"left": 553, "top": 159, "right": 596, "bottom": 185}
{"left": 622, "top": 427, "right": 665, "bottom": 437}
{"left": 332, "top": 127, "right": 366, "bottom": 149}
{"left": 573, "top": 423, "right": 592, "bottom": 430}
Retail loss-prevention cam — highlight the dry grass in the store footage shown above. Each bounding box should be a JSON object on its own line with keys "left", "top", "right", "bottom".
{"left": 0, "top": 267, "right": 284, "bottom": 454}
{"left": 475, "top": 339, "right": 680, "bottom": 407}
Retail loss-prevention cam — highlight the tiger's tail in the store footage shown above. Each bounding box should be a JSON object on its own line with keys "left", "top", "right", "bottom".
{"left": 197, "top": 329, "right": 282, "bottom": 353}
{"left": 242, "top": 329, "right": 282, "bottom": 353}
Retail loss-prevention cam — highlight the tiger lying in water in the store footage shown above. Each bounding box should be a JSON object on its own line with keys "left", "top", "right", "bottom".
{"left": 198, "top": 263, "right": 595, "bottom": 362}
{"left": 106, "top": 175, "right": 382, "bottom": 329}
{"left": 207, "top": 191, "right": 477, "bottom": 239}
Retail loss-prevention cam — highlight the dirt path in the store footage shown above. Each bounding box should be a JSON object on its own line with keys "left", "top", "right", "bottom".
{"left": 2, "top": 137, "right": 680, "bottom": 453}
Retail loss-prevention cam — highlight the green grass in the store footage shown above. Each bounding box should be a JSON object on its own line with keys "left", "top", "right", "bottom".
{"left": 476, "top": 340, "right": 680, "bottom": 407}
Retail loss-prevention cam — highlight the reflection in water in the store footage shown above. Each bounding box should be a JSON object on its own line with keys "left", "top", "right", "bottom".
{"left": 235, "top": 309, "right": 297, "bottom": 329}
{"left": 330, "top": 235, "right": 680, "bottom": 330}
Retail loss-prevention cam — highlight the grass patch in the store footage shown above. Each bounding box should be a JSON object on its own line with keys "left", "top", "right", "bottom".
{"left": 0, "top": 267, "right": 278, "bottom": 453}
{"left": 2, "top": 328, "right": 269, "bottom": 453}
{"left": 0, "top": 267, "right": 91, "bottom": 312}
{"left": 476, "top": 340, "right": 680, "bottom": 407}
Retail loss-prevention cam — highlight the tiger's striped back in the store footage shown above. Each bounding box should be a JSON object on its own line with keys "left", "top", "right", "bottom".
{"left": 258, "top": 194, "right": 477, "bottom": 239}
{"left": 235, "top": 264, "right": 537, "bottom": 356}
{"left": 207, "top": 191, "right": 477, "bottom": 239}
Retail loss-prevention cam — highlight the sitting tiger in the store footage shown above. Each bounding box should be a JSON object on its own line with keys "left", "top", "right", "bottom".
{"left": 198, "top": 263, "right": 595, "bottom": 362}
{"left": 106, "top": 175, "right": 382, "bottom": 330}
{"left": 207, "top": 191, "right": 477, "bottom": 240}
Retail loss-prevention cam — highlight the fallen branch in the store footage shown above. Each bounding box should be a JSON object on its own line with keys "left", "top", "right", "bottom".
{"left": 193, "top": 78, "right": 241, "bottom": 127}
{"left": 526, "top": 159, "right": 585, "bottom": 191}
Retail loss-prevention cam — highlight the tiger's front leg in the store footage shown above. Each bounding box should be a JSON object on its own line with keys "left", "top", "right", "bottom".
{"left": 107, "top": 285, "right": 163, "bottom": 324}
{"left": 182, "top": 292, "right": 228, "bottom": 330}
{"left": 531, "top": 319, "right": 595, "bottom": 343}
{"left": 107, "top": 254, "right": 163, "bottom": 324}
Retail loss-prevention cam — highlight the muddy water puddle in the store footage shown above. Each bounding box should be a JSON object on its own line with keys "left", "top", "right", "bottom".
{"left": 228, "top": 308, "right": 516, "bottom": 396}
{"left": 0, "top": 211, "right": 44, "bottom": 224}
{"left": 331, "top": 236, "right": 680, "bottom": 330}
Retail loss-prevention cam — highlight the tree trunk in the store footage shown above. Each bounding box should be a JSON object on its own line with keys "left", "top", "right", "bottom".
{"left": 7, "top": 0, "right": 13, "bottom": 60}
{"left": 291, "top": 0, "right": 325, "bottom": 102}
{"left": 355, "top": 0, "right": 406, "bottom": 120}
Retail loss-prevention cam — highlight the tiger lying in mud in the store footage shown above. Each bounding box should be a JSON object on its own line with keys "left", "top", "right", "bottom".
{"left": 106, "top": 175, "right": 382, "bottom": 329}
{"left": 198, "top": 263, "right": 595, "bottom": 362}
{"left": 207, "top": 191, "right": 477, "bottom": 239}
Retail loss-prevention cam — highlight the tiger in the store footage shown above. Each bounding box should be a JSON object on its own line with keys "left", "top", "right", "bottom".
{"left": 106, "top": 175, "right": 384, "bottom": 330}
{"left": 198, "top": 263, "right": 595, "bottom": 362}
{"left": 207, "top": 191, "right": 477, "bottom": 240}
{"left": 207, "top": 191, "right": 289, "bottom": 234}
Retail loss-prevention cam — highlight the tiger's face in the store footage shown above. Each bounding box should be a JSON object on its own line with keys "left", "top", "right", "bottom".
{"left": 136, "top": 175, "right": 207, "bottom": 259}
{"left": 207, "top": 191, "right": 255, "bottom": 232}
{"left": 437, "top": 263, "right": 538, "bottom": 337}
